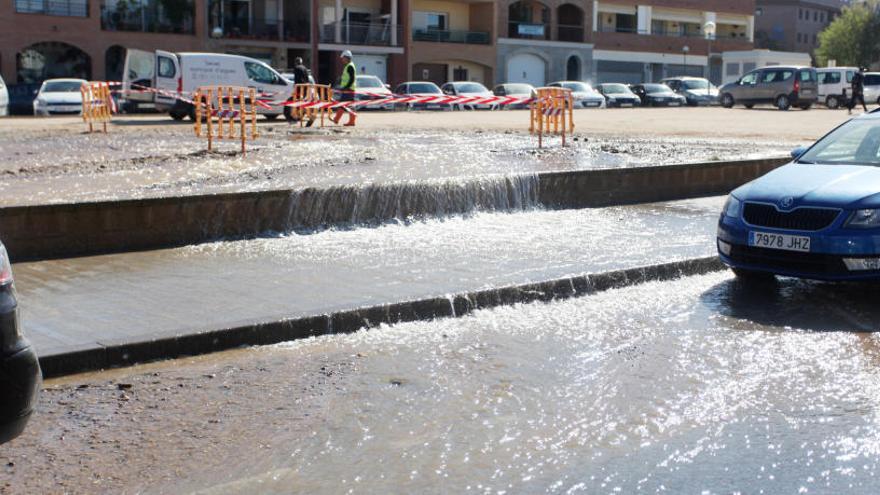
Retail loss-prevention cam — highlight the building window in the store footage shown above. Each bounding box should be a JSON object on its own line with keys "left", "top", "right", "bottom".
{"left": 726, "top": 62, "right": 739, "bottom": 76}
{"left": 798, "top": 8, "right": 803, "bottom": 20}
{"left": 813, "top": 33, "right": 817, "bottom": 45}
{"left": 820, "top": 12, "right": 825, "bottom": 23}
{"left": 413, "top": 11, "right": 448, "bottom": 31}
{"left": 813, "top": 11, "right": 818, "bottom": 22}
{"left": 796, "top": 33, "right": 802, "bottom": 43}
{"left": 15, "top": 0, "right": 88, "bottom": 17}
{"left": 102, "top": 0, "right": 195, "bottom": 34}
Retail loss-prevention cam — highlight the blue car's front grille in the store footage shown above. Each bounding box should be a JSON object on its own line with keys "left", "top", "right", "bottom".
{"left": 743, "top": 203, "right": 839, "bottom": 231}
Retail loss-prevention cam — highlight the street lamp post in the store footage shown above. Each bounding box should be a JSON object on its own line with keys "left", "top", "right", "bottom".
{"left": 704, "top": 21, "right": 717, "bottom": 81}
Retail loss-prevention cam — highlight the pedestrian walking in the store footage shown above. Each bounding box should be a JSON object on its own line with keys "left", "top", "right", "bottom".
{"left": 848, "top": 67, "right": 868, "bottom": 114}
{"left": 331, "top": 50, "right": 357, "bottom": 127}
{"left": 291, "top": 57, "right": 315, "bottom": 126}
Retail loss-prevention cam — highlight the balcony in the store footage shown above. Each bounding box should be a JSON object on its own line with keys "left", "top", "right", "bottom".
{"left": 320, "top": 22, "right": 403, "bottom": 46}
{"left": 101, "top": 5, "right": 195, "bottom": 34}
{"left": 557, "top": 24, "right": 584, "bottom": 42}
{"left": 213, "top": 17, "right": 310, "bottom": 42}
{"left": 412, "top": 28, "right": 490, "bottom": 44}
{"left": 508, "top": 22, "right": 547, "bottom": 40}
{"left": 15, "top": 0, "right": 88, "bottom": 17}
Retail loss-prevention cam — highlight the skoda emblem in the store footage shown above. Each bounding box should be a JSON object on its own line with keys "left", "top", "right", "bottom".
{"left": 779, "top": 196, "right": 794, "bottom": 210}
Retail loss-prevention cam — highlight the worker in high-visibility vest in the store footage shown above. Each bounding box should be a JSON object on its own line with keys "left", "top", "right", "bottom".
{"left": 331, "top": 50, "right": 357, "bottom": 126}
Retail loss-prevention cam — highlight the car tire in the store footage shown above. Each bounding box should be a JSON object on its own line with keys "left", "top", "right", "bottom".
{"left": 825, "top": 95, "right": 840, "bottom": 109}
{"left": 775, "top": 95, "right": 791, "bottom": 111}
{"left": 170, "top": 110, "right": 186, "bottom": 121}
{"left": 799, "top": 104, "right": 812, "bottom": 110}
{"left": 731, "top": 268, "right": 776, "bottom": 284}
{"left": 721, "top": 93, "right": 735, "bottom": 108}
{"left": 263, "top": 113, "right": 279, "bottom": 121}
{"left": 745, "top": 104, "right": 754, "bottom": 109}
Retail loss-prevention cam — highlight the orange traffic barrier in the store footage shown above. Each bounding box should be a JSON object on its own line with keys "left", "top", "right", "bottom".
{"left": 81, "top": 82, "right": 113, "bottom": 133}
{"left": 529, "top": 87, "right": 575, "bottom": 148}
{"left": 292, "top": 83, "right": 333, "bottom": 127}
{"left": 193, "top": 86, "right": 259, "bottom": 155}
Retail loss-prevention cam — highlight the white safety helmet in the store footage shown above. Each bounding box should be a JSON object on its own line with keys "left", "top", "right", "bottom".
{"left": 341, "top": 50, "right": 353, "bottom": 59}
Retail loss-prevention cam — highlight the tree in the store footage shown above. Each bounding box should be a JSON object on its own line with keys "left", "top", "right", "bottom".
{"left": 815, "top": 1, "right": 880, "bottom": 68}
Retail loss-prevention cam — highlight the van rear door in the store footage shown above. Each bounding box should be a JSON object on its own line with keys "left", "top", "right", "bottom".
{"left": 122, "top": 48, "right": 155, "bottom": 104}
{"left": 154, "top": 50, "right": 181, "bottom": 108}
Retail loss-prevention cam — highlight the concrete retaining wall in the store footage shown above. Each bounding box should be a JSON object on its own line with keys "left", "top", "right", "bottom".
{"left": 38, "top": 256, "right": 725, "bottom": 377}
{"left": 0, "top": 157, "right": 788, "bottom": 261}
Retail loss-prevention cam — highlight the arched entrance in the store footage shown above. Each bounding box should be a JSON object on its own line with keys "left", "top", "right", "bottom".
{"left": 17, "top": 41, "right": 91, "bottom": 84}
{"left": 566, "top": 55, "right": 580, "bottom": 81}
{"left": 508, "top": 1, "right": 549, "bottom": 39}
{"left": 105, "top": 45, "right": 126, "bottom": 82}
{"left": 557, "top": 4, "right": 584, "bottom": 42}
{"left": 507, "top": 53, "right": 546, "bottom": 87}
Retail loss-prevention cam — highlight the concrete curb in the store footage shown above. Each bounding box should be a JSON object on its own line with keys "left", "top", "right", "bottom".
{"left": 1, "top": 157, "right": 788, "bottom": 261}
{"left": 38, "top": 256, "right": 726, "bottom": 378}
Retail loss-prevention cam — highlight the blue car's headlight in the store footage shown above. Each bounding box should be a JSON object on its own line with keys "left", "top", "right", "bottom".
{"left": 723, "top": 195, "right": 741, "bottom": 218}
{"left": 846, "top": 209, "right": 880, "bottom": 228}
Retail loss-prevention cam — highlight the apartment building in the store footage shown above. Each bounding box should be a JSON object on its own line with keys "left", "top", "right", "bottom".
{"left": 754, "top": 0, "right": 844, "bottom": 56}
{"left": 1, "top": 0, "right": 757, "bottom": 93}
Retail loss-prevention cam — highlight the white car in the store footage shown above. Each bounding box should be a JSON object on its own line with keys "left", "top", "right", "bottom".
{"left": 393, "top": 81, "right": 451, "bottom": 111}
{"left": 548, "top": 81, "right": 605, "bottom": 108}
{"left": 355, "top": 75, "right": 394, "bottom": 110}
{"left": 441, "top": 81, "right": 494, "bottom": 110}
{"left": 0, "top": 75, "right": 8, "bottom": 116}
{"left": 817, "top": 67, "right": 858, "bottom": 109}
{"left": 33, "top": 78, "right": 88, "bottom": 116}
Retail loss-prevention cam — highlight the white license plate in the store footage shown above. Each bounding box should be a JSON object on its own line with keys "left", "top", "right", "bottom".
{"left": 620, "top": 103, "right": 633, "bottom": 107}
{"left": 749, "top": 231, "right": 811, "bottom": 252}
{"left": 802, "top": 89, "right": 813, "bottom": 95}
{"left": 668, "top": 101, "right": 680, "bottom": 106}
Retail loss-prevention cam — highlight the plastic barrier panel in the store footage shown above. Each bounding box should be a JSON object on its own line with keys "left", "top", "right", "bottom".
{"left": 193, "top": 86, "right": 259, "bottom": 155}
{"left": 81, "top": 82, "right": 113, "bottom": 133}
{"left": 530, "top": 87, "right": 575, "bottom": 148}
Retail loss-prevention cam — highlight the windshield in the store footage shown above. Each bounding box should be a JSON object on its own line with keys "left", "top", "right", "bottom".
{"left": 357, "top": 76, "right": 383, "bottom": 88}
{"left": 407, "top": 83, "right": 441, "bottom": 94}
{"left": 500, "top": 84, "right": 533, "bottom": 95}
{"left": 601, "top": 84, "right": 630, "bottom": 94}
{"left": 42, "top": 81, "right": 83, "bottom": 93}
{"left": 798, "top": 119, "right": 880, "bottom": 166}
{"left": 643, "top": 84, "right": 671, "bottom": 94}
{"left": 454, "top": 83, "right": 488, "bottom": 93}
{"left": 682, "top": 80, "right": 716, "bottom": 91}
{"left": 562, "top": 82, "right": 591, "bottom": 92}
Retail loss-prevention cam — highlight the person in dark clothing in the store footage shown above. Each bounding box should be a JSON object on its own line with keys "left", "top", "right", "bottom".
{"left": 292, "top": 57, "right": 310, "bottom": 85}
{"left": 331, "top": 50, "right": 357, "bottom": 126}
{"left": 849, "top": 67, "right": 868, "bottom": 114}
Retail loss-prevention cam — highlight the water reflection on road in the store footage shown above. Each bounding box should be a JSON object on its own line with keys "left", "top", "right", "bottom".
{"left": 178, "top": 272, "right": 880, "bottom": 495}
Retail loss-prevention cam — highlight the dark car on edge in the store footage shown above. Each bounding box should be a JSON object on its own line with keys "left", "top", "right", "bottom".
{"left": 596, "top": 83, "right": 642, "bottom": 108}
{"left": 0, "top": 241, "right": 41, "bottom": 444}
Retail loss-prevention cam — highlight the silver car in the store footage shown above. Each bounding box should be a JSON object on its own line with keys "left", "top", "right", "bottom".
{"left": 719, "top": 66, "right": 818, "bottom": 111}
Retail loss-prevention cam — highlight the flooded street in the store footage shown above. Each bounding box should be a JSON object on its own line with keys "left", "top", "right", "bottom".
{"left": 6, "top": 272, "right": 880, "bottom": 494}
{"left": 0, "top": 125, "right": 791, "bottom": 206}
{"left": 16, "top": 197, "right": 721, "bottom": 353}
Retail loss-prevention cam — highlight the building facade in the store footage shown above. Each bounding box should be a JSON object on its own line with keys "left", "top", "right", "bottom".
{"left": 754, "top": 0, "right": 844, "bottom": 57}
{"left": 0, "top": 0, "right": 757, "bottom": 92}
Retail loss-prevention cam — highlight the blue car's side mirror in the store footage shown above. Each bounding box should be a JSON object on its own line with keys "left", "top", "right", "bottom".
{"left": 791, "top": 146, "right": 807, "bottom": 160}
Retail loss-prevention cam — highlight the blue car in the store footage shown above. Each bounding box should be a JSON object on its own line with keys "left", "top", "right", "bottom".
{"left": 718, "top": 109, "right": 880, "bottom": 281}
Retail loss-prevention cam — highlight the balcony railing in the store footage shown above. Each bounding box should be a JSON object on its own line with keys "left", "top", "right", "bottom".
{"left": 213, "top": 18, "right": 310, "bottom": 42}
{"left": 412, "top": 28, "right": 490, "bottom": 44}
{"left": 508, "top": 22, "right": 547, "bottom": 39}
{"left": 595, "top": 25, "right": 743, "bottom": 40}
{"left": 557, "top": 24, "right": 584, "bottom": 42}
{"left": 101, "top": 6, "right": 195, "bottom": 34}
{"left": 15, "top": 0, "right": 87, "bottom": 17}
{"left": 320, "top": 21, "right": 402, "bottom": 46}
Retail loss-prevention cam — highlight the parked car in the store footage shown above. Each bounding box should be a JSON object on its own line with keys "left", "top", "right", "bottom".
{"left": 661, "top": 77, "right": 719, "bottom": 106}
{"left": 7, "top": 84, "right": 40, "bottom": 116}
{"left": 280, "top": 72, "right": 316, "bottom": 85}
{"left": 355, "top": 75, "right": 394, "bottom": 110}
{"left": 0, "top": 241, "right": 41, "bottom": 444}
{"left": 629, "top": 83, "right": 687, "bottom": 107}
{"left": 394, "top": 81, "right": 450, "bottom": 111}
{"left": 441, "top": 81, "right": 494, "bottom": 110}
{"left": 123, "top": 49, "right": 291, "bottom": 120}
{"left": 32, "top": 78, "right": 88, "bottom": 116}
{"left": 0, "top": 75, "right": 8, "bottom": 117}
{"left": 717, "top": 109, "right": 880, "bottom": 281}
{"left": 596, "top": 83, "right": 642, "bottom": 107}
{"left": 492, "top": 83, "right": 536, "bottom": 110}
{"left": 719, "top": 66, "right": 818, "bottom": 110}
{"left": 547, "top": 81, "right": 605, "bottom": 108}
{"left": 865, "top": 72, "right": 880, "bottom": 106}
{"left": 817, "top": 67, "right": 857, "bottom": 109}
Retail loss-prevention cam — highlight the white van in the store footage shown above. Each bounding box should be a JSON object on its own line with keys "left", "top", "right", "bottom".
{"left": 123, "top": 50, "right": 292, "bottom": 120}
{"left": 865, "top": 73, "right": 880, "bottom": 106}
{"left": 817, "top": 67, "right": 857, "bottom": 109}
{"left": 0, "top": 75, "right": 8, "bottom": 117}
